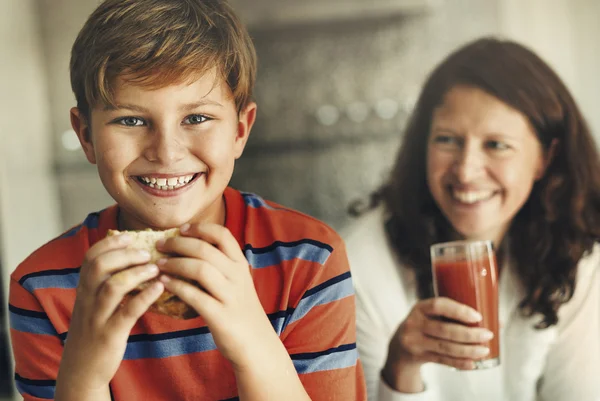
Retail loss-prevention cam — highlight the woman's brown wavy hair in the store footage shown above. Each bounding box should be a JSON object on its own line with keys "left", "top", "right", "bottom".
{"left": 371, "top": 37, "right": 600, "bottom": 328}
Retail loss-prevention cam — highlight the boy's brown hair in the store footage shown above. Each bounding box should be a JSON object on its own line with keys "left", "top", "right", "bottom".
{"left": 70, "top": 0, "right": 257, "bottom": 120}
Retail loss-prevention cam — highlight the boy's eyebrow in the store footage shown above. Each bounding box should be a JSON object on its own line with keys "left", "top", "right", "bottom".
{"left": 104, "top": 103, "right": 149, "bottom": 112}
{"left": 180, "top": 100, "right": 224, "bottom": 110}
{"left": 104, "top": 100, "right": 224, "bottom": 112}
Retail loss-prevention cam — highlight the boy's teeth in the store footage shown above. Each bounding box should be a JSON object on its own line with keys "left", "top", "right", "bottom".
{"left": 138, "top": 174, "right": 195, "bottom": 190}
{"left": 453, "top": 190, "right": 493, "bottom": 204}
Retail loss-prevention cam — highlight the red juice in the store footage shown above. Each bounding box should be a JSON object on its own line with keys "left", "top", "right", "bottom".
{"left": 431, "top": 241, "right": 500, "bottom": 369}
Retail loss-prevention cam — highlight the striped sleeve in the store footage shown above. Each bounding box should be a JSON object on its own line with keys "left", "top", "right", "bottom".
{"left": 281, "top": 236, "right": 367, "bottom": 400}
{"left": 9, "top": 275, "right": 62, "bottom": 400}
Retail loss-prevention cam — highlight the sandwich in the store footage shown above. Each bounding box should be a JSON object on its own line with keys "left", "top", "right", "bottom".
{"left": 107, "top": 228, "right": 199, "bottom": 319}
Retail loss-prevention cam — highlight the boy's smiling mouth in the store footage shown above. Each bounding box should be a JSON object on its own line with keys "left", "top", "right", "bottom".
{"left": 134, "top": 173, "right": 202, "bottom": 192}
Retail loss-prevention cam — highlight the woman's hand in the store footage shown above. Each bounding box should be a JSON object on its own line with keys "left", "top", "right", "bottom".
{"left": 382, "top": 297, "right": 494, "bottom": 393}
{"left": 55, "top": 233, "right": 165, "bottom": 400}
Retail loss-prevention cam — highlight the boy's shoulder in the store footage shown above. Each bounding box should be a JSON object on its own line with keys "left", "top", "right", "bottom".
{"left": 236, "top": 189, "right": 342, "bottom": 247}
{"left": 11, "top": 207, "right": 115, "bottom": 285}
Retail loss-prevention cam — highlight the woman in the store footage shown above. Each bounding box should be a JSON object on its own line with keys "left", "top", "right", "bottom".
{"left": 344, "top": 37, "right": 600, "bottom": 401}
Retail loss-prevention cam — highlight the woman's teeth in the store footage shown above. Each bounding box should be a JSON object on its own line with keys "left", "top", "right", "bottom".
{"left": 138, "top": 174, "right": 195, "bottom": 190}
{"left": 452, "top": 189, "right": 494, "bottom": 204}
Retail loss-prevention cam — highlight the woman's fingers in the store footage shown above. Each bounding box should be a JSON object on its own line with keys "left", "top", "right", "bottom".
{"left": 423, "top": 352, "right": 476, "bottom": 371}
{"left": 419, "top": 297, "right": 482, "bottom": 324}
{"left": 420, "top": 334, "right": 490, "bottom": 359}
{"left": 94, "top": 264, "right": 160, "bottom": 323}
{"left": 395, "top": 298, "right": 495, "bottom": 371}
{"left": 421, "top": 318, "right": 494, "bottom": 343}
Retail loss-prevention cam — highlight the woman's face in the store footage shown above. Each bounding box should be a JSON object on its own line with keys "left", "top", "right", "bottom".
{"left": 426, "top": 85, "right": 547, "bottom": 246}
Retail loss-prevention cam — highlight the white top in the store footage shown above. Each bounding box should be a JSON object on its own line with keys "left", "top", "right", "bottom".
{"left": 343, "top": 207, "right": 600, "bottom": 401}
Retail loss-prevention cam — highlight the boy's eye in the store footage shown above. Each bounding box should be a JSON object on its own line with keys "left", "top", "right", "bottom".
{"left": 115, "top": 116, "right": 145, "bottom": 126}
{"left": 184, "top": 114, "right": 210, "bottom": 124}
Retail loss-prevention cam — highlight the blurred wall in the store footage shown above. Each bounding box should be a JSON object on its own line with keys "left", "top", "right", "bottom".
{"left": 0, "top": 0, "right": 61, "bottom": 315}
{"left": 231, "top": 0, "right": 502, "bottom": 228}
{"left": 0, "top": 1, "right": 61, "bottom": 396}
{"left": 38, "top": 0, "right": 115, "bottom": 231}
{"left": 499, "top": 0, "right": 600, "bottom": 141}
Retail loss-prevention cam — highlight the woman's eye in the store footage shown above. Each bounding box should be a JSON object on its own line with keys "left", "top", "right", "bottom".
{"left": 184, "top": 114, "right": 210, "bottom": 124}
{"left": 434, "top": 135, "right": 452, "bottom": 143}
{"left": 487, "top": 140, "right": 510, "bottom": 150}
{"left": 115, "top": 117, "right": 144, "bottom": 126}
{"left": 432, "top": 135, "right": 460, "bottom": 145}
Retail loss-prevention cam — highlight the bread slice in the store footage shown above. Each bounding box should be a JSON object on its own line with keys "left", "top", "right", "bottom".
{"left": 107, "top": 228, "right": 198, "bottom": 319}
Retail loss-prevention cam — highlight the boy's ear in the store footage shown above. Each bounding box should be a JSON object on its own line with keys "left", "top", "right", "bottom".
{"left": 70, "top": 107, "right": 97, "bottom": 164}
{"left": 233, "top": 102, "right": 257, "bottom": 159}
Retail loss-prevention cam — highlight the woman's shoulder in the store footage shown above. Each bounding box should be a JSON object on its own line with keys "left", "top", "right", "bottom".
{"left": 341, "top": 206, "right": 418, "bottom": 298}
{"left": 341, "top": 206, "right": 393, "bottom": 269}
{"left": 575, "top": 243, "right": 600, "bottom": 283}
{"left": 341, "top": 206, "right": 387, "bottom": 244}
{"left": 556, "top": 243, "right": 600, "bottom": 322}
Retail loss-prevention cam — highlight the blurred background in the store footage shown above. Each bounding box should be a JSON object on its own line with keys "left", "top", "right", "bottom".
{"left": 1, "top": 0, "right": 600, "bottom": 398}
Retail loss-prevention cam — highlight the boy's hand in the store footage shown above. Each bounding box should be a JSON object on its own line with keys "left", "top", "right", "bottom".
{"left": 56, "top": 233, "right": 165, "bottom": 396}
{"left": 156, "top": 223, "right": 277, "bottom": 369}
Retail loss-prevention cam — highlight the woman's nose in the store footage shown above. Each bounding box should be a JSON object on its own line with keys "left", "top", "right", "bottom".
{"left": 452, "top": 146, "right": 485, "bottom": 183}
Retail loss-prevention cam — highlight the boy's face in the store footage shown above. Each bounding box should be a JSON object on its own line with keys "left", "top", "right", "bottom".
{"left": 71, "top": 69, "right": 256, "bottom": 230}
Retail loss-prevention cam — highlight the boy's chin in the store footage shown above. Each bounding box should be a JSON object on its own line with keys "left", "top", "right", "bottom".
{"left": 121, "top": 212, "right": 192, "bottom": 231}
{"left": 143, "top": 217, "right": 190, "bottom": 230}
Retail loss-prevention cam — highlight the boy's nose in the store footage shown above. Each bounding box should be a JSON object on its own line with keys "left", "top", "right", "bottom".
{"left": 143, "top": 128, "right": 186, "bottom": 164}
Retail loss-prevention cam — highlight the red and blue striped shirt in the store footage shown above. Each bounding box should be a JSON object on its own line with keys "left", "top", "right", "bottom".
{"left": 9, "top": 187, "right": 367, "bottom": 400}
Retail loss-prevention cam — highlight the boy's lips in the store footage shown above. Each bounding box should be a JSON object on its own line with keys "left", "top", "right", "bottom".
{"left": 133, "top": 172, "right": 203, "bottom": 196}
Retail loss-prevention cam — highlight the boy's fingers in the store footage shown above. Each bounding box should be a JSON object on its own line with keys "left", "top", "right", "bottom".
{"left": 80, "top": 248, "right": 152, "bottom": 292}
{"left": 420, "top": 298, "right": 482, "bottom": 324}
{"left": 158, "top": 258, "right": 227, "bottom": 298}
{"left": 180, "top": 223, "right": 244, "bottom": 262}
{"left": 85, "top": 232, "right": 133, "bottom": 262}
{"left": 94, "top": 264, "right": 160, "bottom": 323}
{"left": 159, "top": 275, "right": 220, "bottom": 315}
{"left": 159, "top": 237, "right": 229, "bottom": 268}
{"left": 109, "top": 281, "right": 165, "bottom": 334}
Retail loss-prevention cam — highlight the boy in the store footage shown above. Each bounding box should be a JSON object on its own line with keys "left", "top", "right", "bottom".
{"left": 8, "top": 0, "right": 367, "bottom": 400}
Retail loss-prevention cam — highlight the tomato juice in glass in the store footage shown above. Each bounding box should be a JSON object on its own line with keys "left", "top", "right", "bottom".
{"left": 430, "top": 240, "right": 500, "bottom": 369}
